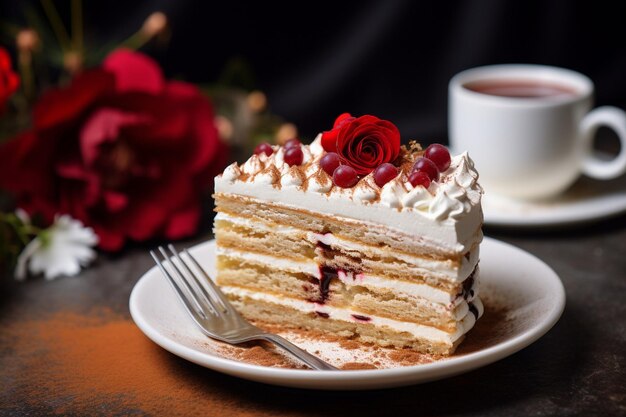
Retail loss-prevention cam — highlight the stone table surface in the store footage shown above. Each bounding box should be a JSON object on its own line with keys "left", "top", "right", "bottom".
{"left": 1, "top": 215, "right": 625, "bottom": 416}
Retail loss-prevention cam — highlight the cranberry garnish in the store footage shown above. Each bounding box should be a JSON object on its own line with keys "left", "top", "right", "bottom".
{"left": 373, "top": 163, "right": 398, "bottom": 187}
{"left": 253, "top": 142, "right": 273, "bottom": 156}
{"left": 424, "top": 144, "right": 451, "bottom": 172}
{"left": 333, "top": 165, "right": 358, "bottom": 188}
{"left": 284, "top": 138, "right": 302, "bottom": 149}
{"left": 412, "top": 157, "right": 439, "bottom": 181}
{"left": 284, "top": 146, "right": 304, "bottom": 166}
{"left": 320, "top": 152, "right": 341, "bottom": 176}
{"left": 409, "top": 171, "right": 431, "bottom": 188}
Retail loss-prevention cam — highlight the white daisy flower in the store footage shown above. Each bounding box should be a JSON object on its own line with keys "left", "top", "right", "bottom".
{"left": 15, "top": 214, "right": 99, "bottom": 280}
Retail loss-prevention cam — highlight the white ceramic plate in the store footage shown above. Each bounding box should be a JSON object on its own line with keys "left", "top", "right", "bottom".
{"left": 130, "top": 238, "right": 565, "bottom": 390}
{"left": 482, "top": 175, "right": 626, "bottom": 227}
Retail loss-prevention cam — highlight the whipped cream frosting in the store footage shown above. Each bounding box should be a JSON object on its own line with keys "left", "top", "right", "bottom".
{"left": 215, "top": 135, "right": 483, "bottom": 253}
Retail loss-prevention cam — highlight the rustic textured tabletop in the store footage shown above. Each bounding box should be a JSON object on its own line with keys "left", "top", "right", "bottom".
{"left": 1, "top": 215, "right": 625, "bottom": 416}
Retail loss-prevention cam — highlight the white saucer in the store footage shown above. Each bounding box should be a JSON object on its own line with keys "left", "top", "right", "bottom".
{"left": 130, "top": 238, "right": 565, "bottom": 390}
{"left": 483, "top": 175, "right": 626, "bottom": 227}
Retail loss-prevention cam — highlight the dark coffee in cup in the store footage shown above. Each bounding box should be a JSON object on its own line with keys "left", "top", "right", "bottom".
{"left": 463, "top": 79, "right": 578, "bottom": 99}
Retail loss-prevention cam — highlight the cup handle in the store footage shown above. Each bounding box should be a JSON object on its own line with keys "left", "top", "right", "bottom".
{"left": 580, "top": 106, "right": 626, "bottom": 179}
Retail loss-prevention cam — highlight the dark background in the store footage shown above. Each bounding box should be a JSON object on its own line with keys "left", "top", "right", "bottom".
{"left": 2, "top": 0, "right": 626, "bottom": 141}
{"left": 1, "top": 3, "right": 626, "bottom": 415}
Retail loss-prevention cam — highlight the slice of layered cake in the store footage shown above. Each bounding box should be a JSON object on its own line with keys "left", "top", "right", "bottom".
{"left": 213, "top": 113, "right": 483, "bottom": 355}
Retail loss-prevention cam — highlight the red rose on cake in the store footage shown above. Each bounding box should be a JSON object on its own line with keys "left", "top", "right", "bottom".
{"left": 321, "top": 113, "right": 401, "bottom": 175}
{"left": 0, "top": 49, "right": 228, "bottom": 251}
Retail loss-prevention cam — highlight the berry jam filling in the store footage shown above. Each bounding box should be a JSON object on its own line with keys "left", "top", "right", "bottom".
{"left": 312, "top": 235, "right": 366, "bottom": 304}
{"left": 315, "top": 311, "right": 330, "bottom": 319}
{"left": 316, "top": 238, "right": 363, "bottom": 269}
{"left": 468, "top": 303, "right": 479, "bottom": 319}
{"left": 352, "top": 314, "right": 371, "bottom": 322}
{"left": 316, "top": 241, "right": 332, "bottom": 252}
{"left": 317, "top": 266, "right": 336, "bottom": 303}
{"left": 462, "top": 275, "right": 475, "bottom": 299}
{"left": 456, "top": 267, "right": 477, "bottom": 299}
{"left": 307, "top": 266, "right": 337, "bottom": 304}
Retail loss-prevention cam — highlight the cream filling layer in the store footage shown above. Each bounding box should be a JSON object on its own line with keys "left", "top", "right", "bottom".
{"left": 335, "top": 269, "right": 480, "bottom": 316}
{"left": 215, "top": 212, "right": 479, "bottom": 282}
{"left": 217, "top": 247, "right": 477, "bottom": 307}
{"left": 222, "top": 286, "right": 484, "bottom": 344}
{"left": 309, "top": 231, "right": 479, "bottom": 282}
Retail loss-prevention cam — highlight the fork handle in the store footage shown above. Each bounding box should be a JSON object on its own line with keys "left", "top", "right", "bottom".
{"left": 261, "top": 334, "right": 338, "bottom": 371}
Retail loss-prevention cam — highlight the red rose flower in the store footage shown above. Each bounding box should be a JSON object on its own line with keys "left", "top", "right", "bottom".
{"left": 0, "top": 47, "right": 20, "bottom": 115}
{"left": 321, "top": 113, "right": 401, "bottom": 175}
{"left": 0, "top": 49, "right": 228, "bottom": 251}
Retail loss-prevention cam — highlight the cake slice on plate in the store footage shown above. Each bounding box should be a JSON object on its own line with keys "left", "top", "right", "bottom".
{"left": 213, "top": 113, "right": 483, "bottom": 355}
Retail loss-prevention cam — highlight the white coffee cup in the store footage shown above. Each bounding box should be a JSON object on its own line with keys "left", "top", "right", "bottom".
{"left": 449, "top": 64, "right": 626, "bottom": 200}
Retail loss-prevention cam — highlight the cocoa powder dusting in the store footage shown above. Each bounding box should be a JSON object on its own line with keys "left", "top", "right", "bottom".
{"left": 338, "top": 338, "right": 363, "bottom": 350}
{"left": 225, "top": 342, "right": 306, "bottom": 369}
{"left": 1, "top": 311, "right": 276, "bottom": 416}
{"left": 388, "top": 349, "right": 435, "bottom": 365}
{"left": 340, "top": 362, "right": 378, "bottom": 370}
{"left": 2, "top": 299, "right": 514, "bottom": 414}
{"left": 226, "top": 299, "right": 513, "bottom": 368}
{"left": 455, "top": 300, "right": 512, "bottom": 355}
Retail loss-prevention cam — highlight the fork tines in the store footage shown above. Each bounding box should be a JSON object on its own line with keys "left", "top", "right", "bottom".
{"left": 150, "top": 244, "right": 230, "bottom": 320}
{"left": 150, "top": 244, "right": 339, "bottom": 370}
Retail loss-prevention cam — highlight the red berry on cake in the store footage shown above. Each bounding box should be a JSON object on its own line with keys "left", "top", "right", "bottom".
{"left": 284, "top": 138, "right": 302, "bottom": 149}
{"left": 333, "top": 165, "right": 359, "bottom": 188}
{"left": 424, "top": 144, "right": 451, "bottom": 172}
{"left": 320, "top": 152, "right": 341, "bottom": 176}
{"left": 409, "top": 170, "right": 431, "bottom": 188}
{"left": 412, "top": 157, "right": 439, "bottom": 181}
{"left": 373, "top": 163, "right": 399, "bottom": 187}
{"left": 254, "top": 142, "right": 273, "bottom": 156}
{"left": 284, "top": 146, "right": 304, "bottom": 166}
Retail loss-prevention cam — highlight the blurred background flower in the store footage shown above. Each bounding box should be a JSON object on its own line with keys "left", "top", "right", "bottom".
{"left": 0, "top": 49, "right": 229, "bottom": 251}
{"left": 15, "top": 213, "right": 98, "bottom": 280}
{"left": 0, "top": 47, "right": 19, "bottom": 115}
{"left": 0, "top": 0, "right": 296, "bottom": 278}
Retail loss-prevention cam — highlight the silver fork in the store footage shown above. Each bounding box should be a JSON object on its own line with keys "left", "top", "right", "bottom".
{"left": 150, "top": 244, "right": 338, "bottom": 371}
